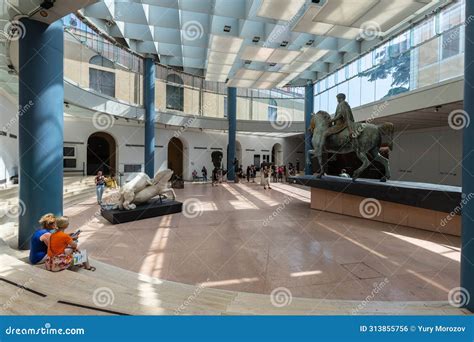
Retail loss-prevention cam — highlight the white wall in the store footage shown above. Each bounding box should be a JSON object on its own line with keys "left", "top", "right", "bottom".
{"left": 0, "top": 91, "right": 19, "bottom": 185}
{"left": 390, "top": 127, "right": 462, "bottom": 186}
{"left": 63, "top": 117, "right": 296, "bottom": 181}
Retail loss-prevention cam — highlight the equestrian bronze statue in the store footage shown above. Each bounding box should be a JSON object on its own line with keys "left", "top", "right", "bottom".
{"left": 307, "top": 93, "right": 394, "bottom": 182}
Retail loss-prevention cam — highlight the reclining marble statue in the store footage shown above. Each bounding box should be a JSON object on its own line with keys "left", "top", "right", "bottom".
{"left": 113, "top": 169, "right": 176, "bottom": 210}
{"left": 307, "top": 93, "right": 394, "bottom": 182}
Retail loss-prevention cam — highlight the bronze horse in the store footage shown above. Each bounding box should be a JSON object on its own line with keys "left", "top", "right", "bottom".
{"left": 307, "top": 110, "right": 394, "bottom": 182}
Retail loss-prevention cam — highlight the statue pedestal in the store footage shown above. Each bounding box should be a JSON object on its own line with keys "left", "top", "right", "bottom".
{"left": 101, "top": 198, "right": 183, "bottom": 224}
{"left": 289, "top": 175, "right": 461, "bottom": 236}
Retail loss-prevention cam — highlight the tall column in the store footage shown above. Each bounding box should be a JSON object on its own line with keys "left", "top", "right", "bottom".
{"left": 227, "top": 87, "right": 237, "bottom": 181}
{"left": 144, "top": 57, "right": 155, "bottom": 178}
{"left": 461, "top": 0, "right": 474, "bottom": 311}
{"left": 18, "top": 19, "right": 64, "bottom": 249}
{"left": 304, "top": 82, "right": 314, "bottom": 175}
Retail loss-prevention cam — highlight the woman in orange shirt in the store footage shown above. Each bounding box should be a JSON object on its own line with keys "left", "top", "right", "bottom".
{"left": 45, "top": 216, "right": 95, "bottom": 272}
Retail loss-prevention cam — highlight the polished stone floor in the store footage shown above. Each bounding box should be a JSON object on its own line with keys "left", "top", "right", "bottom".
{"left": 65, "top": 181, "right": 461, "bottom": 301}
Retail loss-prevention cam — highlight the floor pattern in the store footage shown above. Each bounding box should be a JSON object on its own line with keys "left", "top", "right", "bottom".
{"left": 66, "top": 181, "right": 460, "bottom": 302}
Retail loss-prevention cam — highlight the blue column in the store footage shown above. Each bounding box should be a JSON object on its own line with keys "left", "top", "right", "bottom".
{"left": 18, "top": 19, "right": 64, "bottom": 249}
{"left": 227, "top": 87, "right": 237, "bottom": 181}
{"left": 144, "top": 57, "right": 156, "bottom": 178}
{"left": 304, "top": 83, "right": 314, "bottom": 175}
{"left": 461, "top": 0, "right": 474, "bottom": 311}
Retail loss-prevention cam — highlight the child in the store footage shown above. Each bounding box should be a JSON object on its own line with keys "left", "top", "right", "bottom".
{"left": 45, "top": 216, "right": 95, "bottom": 272}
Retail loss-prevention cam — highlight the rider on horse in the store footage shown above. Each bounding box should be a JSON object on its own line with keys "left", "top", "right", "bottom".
{"left": 322, "top": 93, "right": 359, "bottom": 152}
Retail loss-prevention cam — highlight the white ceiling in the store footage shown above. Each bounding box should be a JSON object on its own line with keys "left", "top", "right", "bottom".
{"left": 79, "top": 0, "right": 440, "bottom": 89}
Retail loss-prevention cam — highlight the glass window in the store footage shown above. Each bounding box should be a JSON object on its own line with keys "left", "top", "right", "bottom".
{"left": 224, "top": 96, "right": 228, "bottom": 118}
{"left": 268, "top": 99, "right": 277, "bottom": 122}
{"left": 337, "top": 81, "right": 349, "bottom": 99}
{"left": 440, "top": 1, "right": 463, "bottom": 33}
{"left": 320, "top": 91, "right": 329, "bottom": 112}
{"left": 328, "top": 87, "right": 338, "bottom": 114}
{"left": 360, "top": 53, "right": 373, "bottom": 72}
{"left": 413, "top": 17, "right": 435, "bottom": 46}
{"left": 89, "top": 55, "right": 115, "bottom": 97}
{"left": 418, "top": 36, "right": 440, "bottom": 68}
{"left": 360, "top": 75, "right": 375, "bottom": 106}
{"left": 319, "top": 77, "right": 327, "bottom": 92}
{"left": 348, "top": 60, "right": 359, "bottom": 78}
{"left": 328, "top": 74, "right": 336, "bottom": 88}
{"left": 166, "top": 74, "right": 184, "bottom": 111}
{"left": 374, "top": 42, "right": 390, "bottom": 65}
{"left": 348, "top": 77, "right": 361, "bottom": 108}
{"left": 442, "top": 27, "right": 461, "bottom": 60}
{"left": 313, "top": 95, "right": 320, "bottom": 112}
{"left": 337, "top": 68, "right": 346, "bottom": 83}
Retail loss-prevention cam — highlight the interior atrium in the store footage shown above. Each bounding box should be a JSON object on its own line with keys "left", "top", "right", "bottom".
{"left": 0, "top": 0, "right": 473, "bottom": 318}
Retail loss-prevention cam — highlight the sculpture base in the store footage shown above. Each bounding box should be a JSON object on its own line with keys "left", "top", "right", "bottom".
{"left": 101, "top": 198, "right": 183, "bottom": 224}
{"left": 289, "top": 175, "right": 461, "bottom": 236}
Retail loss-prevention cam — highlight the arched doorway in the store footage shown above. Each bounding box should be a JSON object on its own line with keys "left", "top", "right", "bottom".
{"left": 168, "top": 137, "right": 184, "bottom": 178}
{"left": 272, "top": 143, "right": 283, "bottom": 166}
{"left": 87, "top": 132, "right": 116, "bottom": 175}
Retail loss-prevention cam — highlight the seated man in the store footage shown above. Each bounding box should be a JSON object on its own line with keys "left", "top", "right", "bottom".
{"left": 45, "top": 216, "right": 95, "bottom": 272}
{"left": 29, "top": 213, "right": 56, "bottom": 265}
{"left": 323, "top": 93, "right": 359, "bottom": 152}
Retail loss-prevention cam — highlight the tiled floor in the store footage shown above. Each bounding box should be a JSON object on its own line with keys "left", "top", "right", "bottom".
{"left": 65, "top": 181, "right": 461, "bottom": 301}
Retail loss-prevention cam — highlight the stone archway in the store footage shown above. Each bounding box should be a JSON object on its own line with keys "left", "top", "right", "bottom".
{"left": 87, "top": 132, "right": 116, "bottom": 175}
{"left": 168, "top": 137, "right": 184, "bottom": 178}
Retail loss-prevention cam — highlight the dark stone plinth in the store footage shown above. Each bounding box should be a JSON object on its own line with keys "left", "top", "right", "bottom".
{"left": 101, "top": 198, "right": 183, "bottom": 224}
{"left": 289, "top": 175, "right": 462, "bottom": 214}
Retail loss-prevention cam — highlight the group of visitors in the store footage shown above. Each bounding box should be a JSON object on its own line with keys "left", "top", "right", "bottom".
{"left": 245, "top": 165, "right": 257, "bottom": 183}
{"left": 29, "top": 213, "right": 95, "bottom": 272}
{"left": 269, "top": 165, "right": 288, "bottom": 183}
{"left": 191, "top": 166, "right": 208, "bottom": 182}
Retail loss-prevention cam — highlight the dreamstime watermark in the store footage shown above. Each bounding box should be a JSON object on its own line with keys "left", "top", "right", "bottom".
{"left": 182, "top": 198, "right": 204, "bottom": 218}
{"left": 351, "top": 278, "right": 390, "bottom": 314}
{"left": 174, "top": 114, "right": 198, "bottom": 138}
{"left": 270, "top": 109, "right": 292, "bottom": 130}
{"left": 448, "top": 109, "right": 470, "bottom": 130}
{"left": 0, "top": 20, "right": 26, "bottom": 41}
{"left": 448, "top": 287, "right": 470, "bottom": 308}
{"left": 440, "top": 192, "right": 474, "bottom": 227}
{"left": 0, "top": 199, "right": 26, "bottom": 219}
{"left": 174, "top": 282, "right": 206, "bottom": 315}
{"left": 92, "top": 111, "right": 115, "bottom": 131}
{"left": 92, "top": 287, "right": 115, "bottom": 308}
{"left": 263, "top": 196, "right": 293, "bottom": 226}
{"left": 442, "top": 15, "right": 474, "bottom": 49}
{"left": 359, "top": 198, "right": 382, "bottom": 219}
{"left": 2, "top": 278, "right": 33, "bottom": 311}
{"left": 182, "top": 20, "right": 204, "bottom": 41}
{"left": 264, "top": 13, "right": 301, "bottom": 47}
{"left": 359, "top": 21, "right": 381, "bottom": 41}
{"left": 2, "top": 100, "right": 34, "bottom": 132}
{"left": 270, "top": 287, "right": 292, "bottom": 308}
{"left": 4, "top": 323, "right": 85, "bottom": 336}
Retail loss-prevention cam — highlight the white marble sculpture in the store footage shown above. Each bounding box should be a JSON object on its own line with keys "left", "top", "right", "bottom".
{"left": 114, "top": 169, "right": 176, "bottom": 210}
